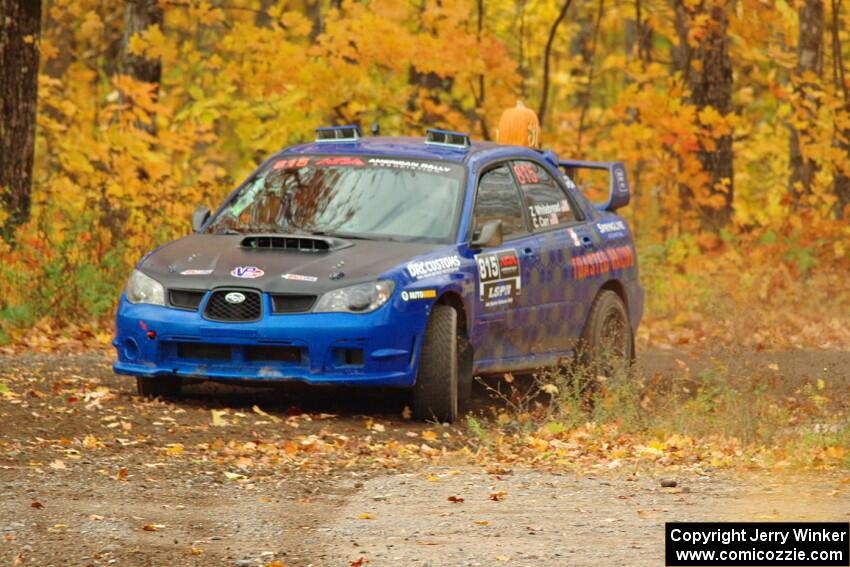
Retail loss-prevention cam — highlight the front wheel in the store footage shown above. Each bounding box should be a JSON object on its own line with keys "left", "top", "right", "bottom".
{"left": 412, "top": 305, "right": 459, "bottom": 423}
{"left": 578, "top": 290, "right": 633, "bottom": 378}
{"left": 136, "top": 376, "right": 182, "bottom": 399}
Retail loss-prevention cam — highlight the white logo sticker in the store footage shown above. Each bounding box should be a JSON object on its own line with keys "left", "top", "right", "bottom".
{"left": 406, "top": 255, "right": 461, "bottom": 279}
{"left": 231, "top": 266, "right": 265, "bottom": 279}
{"left": 281, "top": 273, "right": 318, "bottom": 282}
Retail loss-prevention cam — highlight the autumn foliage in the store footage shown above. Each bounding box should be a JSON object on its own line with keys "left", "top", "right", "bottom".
{"left": 1, "top": 0, "right": 849, "bottom": 347}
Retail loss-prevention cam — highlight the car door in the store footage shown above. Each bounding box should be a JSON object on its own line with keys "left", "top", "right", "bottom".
{"left": 511, "top": 159, "right": 592, "bottom": 355}
{"left": 468, "top": 164, "right": 540, "bottom": 364}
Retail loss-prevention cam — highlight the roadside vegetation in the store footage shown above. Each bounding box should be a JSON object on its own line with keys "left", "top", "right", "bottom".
{"left": 465, "top": 347, "right": 850, "bottom": 472}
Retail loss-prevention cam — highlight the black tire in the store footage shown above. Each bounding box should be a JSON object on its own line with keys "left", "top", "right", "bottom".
{"left": 413, "top": 305, "right": 459, "bottom": 423}
{"left": 578, "top": 290, "right": 633, "bottom": 378}
{"left": 136, "top": 375, "right": 182, "bottom": 399}
{"left": 457, "top": 336, "right": 474, "bottom": 404}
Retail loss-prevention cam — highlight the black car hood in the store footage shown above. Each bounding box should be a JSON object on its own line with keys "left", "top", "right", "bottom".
{"left": 140, "top": 234, "right": 442, "bottom": 293}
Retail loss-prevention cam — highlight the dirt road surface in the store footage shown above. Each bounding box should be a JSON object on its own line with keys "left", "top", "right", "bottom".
{"left": 1, "top": 350, "right": 848, "bottom": 566}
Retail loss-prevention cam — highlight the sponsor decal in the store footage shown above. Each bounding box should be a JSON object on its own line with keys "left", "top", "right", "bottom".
{"left": 596, "top": 220, "right": 628, "bottom": 240}
{"left": 315, "top": 157, "right": 364, "bottom": 166}
{"left": 366, "top": 158, "right": 452, "bottom": 174}
{"left": 406, "top": 255, "right": 461, "bottom": 279}
{"left": 230, "top": 266, "right": 265, "bottom": 279}
{"left": 180, "top": 269, "right": 213, "bottom": 276}
{"left": 281, "top": 273, "right": 318, "bottom": 282}
{"left": 272, "top": 157, "right": 310, "bottom": 170}
{"left": 568, "top": 228, "right": 581, "bottom": 247}
{"left": 512, "top": 163, "right": 539, "bottom": 185}
{"left": 475, "top": 249, "right": 522, "bottom": 308}
{"left": 225, "top": 292, "right": 246, "bottom": 304}
{"left": 401, "top": 289, "right": 437, "bottom": 301}
{"left": 570, "top": 244, "right": 635, "bottom": 280}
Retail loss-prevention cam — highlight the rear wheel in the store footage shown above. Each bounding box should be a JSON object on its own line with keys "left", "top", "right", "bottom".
{"left": 413, "top": 305, "right": 459, "bottom": 423}
{"left": 578, "top": 290, "right": 633, "bottom": 379}
{"left": 136, "top": 376, "right": 182, "bottom": 399}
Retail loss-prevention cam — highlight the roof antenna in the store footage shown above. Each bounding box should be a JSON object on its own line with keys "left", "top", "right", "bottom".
{"left": 370, "top": 122, "right": 380, "bottom": 136}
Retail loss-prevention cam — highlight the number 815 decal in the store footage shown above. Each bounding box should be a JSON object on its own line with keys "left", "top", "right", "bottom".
{"left": 475, "top": 249, "right": 522, "bottom": 309}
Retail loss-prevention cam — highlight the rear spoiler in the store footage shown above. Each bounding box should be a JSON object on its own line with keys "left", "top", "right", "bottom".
{"left": 558, "top": 160, "right": 630, "bottom": 212}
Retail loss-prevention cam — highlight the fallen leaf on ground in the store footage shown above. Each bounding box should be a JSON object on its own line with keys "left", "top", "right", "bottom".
{"left": 357, "top": 513, "right": 375, "bottom": 520}
{"left": 30, "top": 501, "right": 43, "bottom": 509}
{"left": 115, "top": 467, "right": 128, "bottom": 481}
{"left": 447, "top": 495, "right": 464, "bottom": 503}
{"left": 252, "top": 405, "right": 280, "bottom": 423}
{"left": 211, "top": 409, "right": 229, "bottom": 426}
{"left": 489, "top": 491, "right": 507, "bottom": 501}
{"left": 422, "top": 430, "right": 438, "bottom": 442}
{"left": 474, "top": 519, "right": 490, "bottom": 525}
{"left": 350, "top": 558, "right": 366, "bottom": 566}
{"left": 49, "top": 459, "right": 66, "bottom": 470}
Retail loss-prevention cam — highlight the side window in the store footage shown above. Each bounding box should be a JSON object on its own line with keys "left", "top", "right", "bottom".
{"left": 473, "top": 165, "right": 527, "bottom": 238}
{"left": 512, "top": 160, "right": 579, "bottom": 231}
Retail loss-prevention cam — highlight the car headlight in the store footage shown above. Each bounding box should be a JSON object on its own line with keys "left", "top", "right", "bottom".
{"left": 125, "top": 270, "right": 165, "bottom": 306}
{"left": 313, "top": 280, "right": 395, "bottom": 313}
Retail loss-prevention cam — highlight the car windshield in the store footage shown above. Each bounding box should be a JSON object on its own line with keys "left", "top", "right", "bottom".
{"left": 206, "top": 155, "right": 465, "bottom": 242}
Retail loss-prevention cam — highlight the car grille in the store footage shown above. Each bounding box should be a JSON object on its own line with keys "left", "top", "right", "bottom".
{"left": 169, "top": 289, "right": 205, "bottom": 311}
{"left": 270, "top": 293, "right": 317, "bottom": 314}
{"left": 203, "top": 289, "right": 262, "bottom": 322}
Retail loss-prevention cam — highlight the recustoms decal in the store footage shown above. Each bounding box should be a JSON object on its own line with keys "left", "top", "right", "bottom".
{"left": 401, "top": 289, "right": 437, "bottom": 301}
{"left": 231, "top": 266, "right": 265, "bottom": 279}
{"left": 475, "top": 249, "right": 522, "bottom": 308}
{"left": 406, "top": 255, "right": 461, "bottom": 279}
{"left": 180, "top": 269, "right": 213, "bottom": 276}
{"left": 571, "top": 245, "right": 635, "bottom": 280}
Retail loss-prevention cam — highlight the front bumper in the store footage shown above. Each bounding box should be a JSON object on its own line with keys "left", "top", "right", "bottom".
{"left": 112, "top": 295, "right": 429, "bottom": 387}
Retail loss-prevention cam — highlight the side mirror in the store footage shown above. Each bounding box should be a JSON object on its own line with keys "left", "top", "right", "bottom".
{"left": 470, "top": 219, "right": 503, "bottom": 249}
{"left": 191, "top": 205, "right": 211, "bottom": 232}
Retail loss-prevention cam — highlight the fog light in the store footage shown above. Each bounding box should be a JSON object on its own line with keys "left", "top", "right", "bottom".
{"left": 123, "top": 338, "right": 140, "bottom": 361}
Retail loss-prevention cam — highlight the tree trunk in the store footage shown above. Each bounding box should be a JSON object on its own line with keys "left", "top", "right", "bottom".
{"left": 0, "top": 0, "right": 42, "bottom": 242}
{"left": 537, "top": 0, "right": 572, "bottom": 129}
{"left": 831, "top": 0, "right": 850, "bottom": 218}
{"left": 673, "top": 0, "right": 735, "bottom": 229}
{"left": 788, "top": 0, "right": 824, "bottom": 208}
{"left": 122, "top": 0, "right": 163, "bottom": 136}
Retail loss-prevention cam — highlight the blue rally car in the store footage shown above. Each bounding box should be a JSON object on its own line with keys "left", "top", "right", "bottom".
{"left": 113, "top": 126, "right": 643, "bottom": 422}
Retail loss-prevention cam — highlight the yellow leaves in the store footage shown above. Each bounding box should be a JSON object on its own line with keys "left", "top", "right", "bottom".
{"left": 357, "top": 512, "right": 375, "bottom": 520}
{"left": 163, "top": 443, "right": 184, "bottom": 456}
{"left": 421, "top": 430, "right": 438, "bottom": 442}
{"left": 79, "top": 12, "right": 103, "bottom": 39}
{"left": 126, "top": 24, "right": 172, "bottom": 64}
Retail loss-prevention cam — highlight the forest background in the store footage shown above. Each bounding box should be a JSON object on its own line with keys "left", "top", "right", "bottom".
{"left": 1, "top": 0, "right": 849, "bottom": 350}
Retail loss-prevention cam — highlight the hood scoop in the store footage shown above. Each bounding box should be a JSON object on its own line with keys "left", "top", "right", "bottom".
{"left": 240, "top": 234, "right": 351, "bottom": 253}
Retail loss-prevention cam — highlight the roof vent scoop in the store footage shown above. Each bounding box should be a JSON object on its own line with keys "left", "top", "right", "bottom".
{"left": 316, "top": 125, "right": 361, "bottom": 143}
{"left": 425, "top": 128, "right": 470, "bottom": 149}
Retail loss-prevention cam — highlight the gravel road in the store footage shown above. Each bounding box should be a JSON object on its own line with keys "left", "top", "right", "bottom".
{"left": 0, "top": 349, "right": 848, "bottom": 566}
